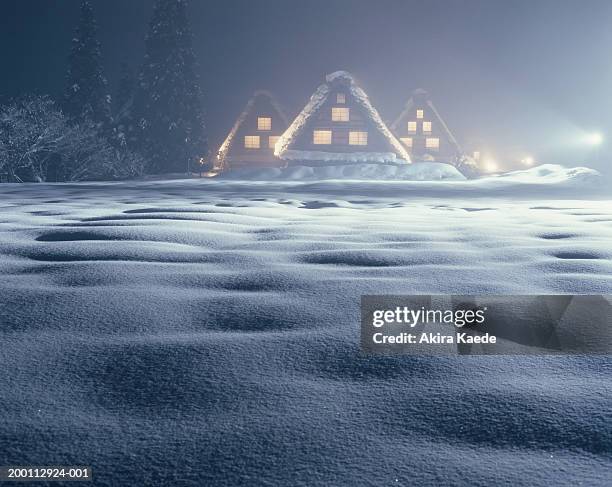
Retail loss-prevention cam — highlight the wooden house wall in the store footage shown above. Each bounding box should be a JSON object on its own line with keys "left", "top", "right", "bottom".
{"left": 290, "top": 88, "right": 394, "bottom": 154}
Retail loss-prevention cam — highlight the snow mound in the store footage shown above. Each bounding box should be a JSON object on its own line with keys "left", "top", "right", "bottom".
{"left": 219, "top": 162, "right": 466, "bottom": 181}
{"left": 480, "top": 164, "right": 601, "bottom": 185}
{"left": 280, "top": 150, "right": 401, "bottom": 163}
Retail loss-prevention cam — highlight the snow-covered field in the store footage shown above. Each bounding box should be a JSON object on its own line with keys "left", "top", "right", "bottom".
{"left": 0, "top": 167, "right": 611, "bottom": 486}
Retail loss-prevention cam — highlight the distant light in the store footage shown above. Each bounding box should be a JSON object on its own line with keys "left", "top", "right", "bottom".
{"left": 521, "top": 156, "right": 534, "bottom": 166}
{"left": 585, "top": 132, "right": 603, "bottom": 146}
{"left": 483, "top": 160, "right": 498, "bottom": 173}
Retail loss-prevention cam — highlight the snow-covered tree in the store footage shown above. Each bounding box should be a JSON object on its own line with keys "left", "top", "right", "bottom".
{"left": 0, "top": 96, "right": 143, "bottom": 182}
{"left": 0, "top": 96, "right": 67, "bottom": 182}
{"left": 133, "top": 0, "right": 207, "bottom": 174}
{"left": 115, "top": 62, "right": 135, "bottom": 114}
{"left": 111, "top": 62, "right": 136, "bottom": 149}
{"left": 64, "top": 0, "right": 111, "bottom": 127}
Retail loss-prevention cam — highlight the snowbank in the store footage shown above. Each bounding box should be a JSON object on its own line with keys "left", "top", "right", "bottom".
{"left": 217, "top": 163, "right": 601, "bottom": 189}
{"left": 280, "top": 150, "right": 401, "bottom": 163}
{"left": 219, "top": 162, "right": 466, "bottom": 181}
{"left": 479, "top": 164, "right": 600, "bottom": 185}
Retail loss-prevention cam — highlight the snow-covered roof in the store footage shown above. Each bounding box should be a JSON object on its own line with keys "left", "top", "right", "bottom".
{"left": 275, "top": 71, "right": 411, "bottom": 163}
{"left": 216, "top": 90, "right": 288, "bottom": 168}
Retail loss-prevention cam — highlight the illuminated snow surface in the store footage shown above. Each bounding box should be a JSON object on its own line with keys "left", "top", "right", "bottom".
{"left": 0, "top": 166, "right": 611, "bottom": 486}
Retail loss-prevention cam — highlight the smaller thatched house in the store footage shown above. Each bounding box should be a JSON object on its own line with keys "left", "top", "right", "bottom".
{"left": 391, "top": 89, "right": 463, "bottom": 165}
{"left": 216, "top": 91, "right": 289, "bottom": 171}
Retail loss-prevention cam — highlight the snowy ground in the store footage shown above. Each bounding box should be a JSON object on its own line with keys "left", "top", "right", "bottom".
{"left": 0, "top": 169, "right": 611, "bottom": 486}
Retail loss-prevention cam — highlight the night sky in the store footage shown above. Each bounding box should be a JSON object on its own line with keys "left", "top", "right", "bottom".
{"left": 1, "top": 0, "right": 611, "bottom": 170}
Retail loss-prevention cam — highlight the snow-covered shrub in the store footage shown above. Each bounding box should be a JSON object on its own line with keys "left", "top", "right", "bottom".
{"left": 0, "top": 95, "right": 144, "bottom": 182}
{"left": 0, "top": 96, "right": 67, "bottom": 182}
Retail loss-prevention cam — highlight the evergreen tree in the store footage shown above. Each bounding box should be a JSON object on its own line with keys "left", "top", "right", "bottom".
{"left": 64, "top": 0, "right": 111, "bottom": 127}
{"left": 112, "top": 62, "right": 135, "bottom": 148}
{"left": 115, "top": 62, "right": 134, "bottom": 114}
{"left": 134, "top": 0, "right": 207, "bottom": 174}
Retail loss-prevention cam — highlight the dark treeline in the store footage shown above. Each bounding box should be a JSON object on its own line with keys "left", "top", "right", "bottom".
{"left": 0, "top": 0, "right": 207, "bottom": 183}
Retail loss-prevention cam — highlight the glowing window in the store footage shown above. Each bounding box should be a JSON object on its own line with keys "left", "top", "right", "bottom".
{"left": 336, "top": 93, "right": 346, "bottom": 104}
{"left": 423, "top": 121, "right": 432, "bottom": 133}
{"left": 407, "top": 121, "right": 417, "bottom": 133}
{"left": 416, "top": 109, "right": 424, "bottom": 119}
{"left": 349, "top": 131, "right": 368, "bottom": 146}
{"left": 313, "top": 130, "right": 332, "bottom": 145}
{"left": 257, "top": 117, "right": 272, "bottom": 131}
{"left": 473, "top": 151, "right": 481, "bottom": 161}
{"left": 426, "top": 137, "right": 440, "bottom": 150}
{"left": 400, "top": 137, "right": 413, "bottom": 148}
{"left": 244, "top": 135, "right": 260, "bottom": 149}
{"left": 332, "top": 107, "right": 350, "bottom": 122}
{"left": 268, "top": 136, "right": 280, "bottom": 149}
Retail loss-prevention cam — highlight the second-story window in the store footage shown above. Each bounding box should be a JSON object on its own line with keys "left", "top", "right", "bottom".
{"left": 331, "top": 107, "right": 350, "bottom": 122}
{"left": 257, "top": 117, "right": 272, "bottom": 131}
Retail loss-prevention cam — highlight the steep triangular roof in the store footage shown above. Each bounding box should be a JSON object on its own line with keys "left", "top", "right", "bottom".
{"left": 216, "top": 90, "right": 288, "bottom": 169}
{"left": 391, "top": 88, "right": 462, "bottom": 154}
{"left": 275, "top": 71, "right": 411, "bottom": 163}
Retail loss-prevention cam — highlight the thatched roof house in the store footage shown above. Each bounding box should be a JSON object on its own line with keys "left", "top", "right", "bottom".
{"left": 275, "top": 71, "right": 410, "bottom": 165}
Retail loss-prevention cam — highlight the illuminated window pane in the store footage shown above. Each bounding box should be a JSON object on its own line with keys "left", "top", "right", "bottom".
{"left": 407, "top": 121, "right": 417, "bottom": 133}
{"left": 244, "top": 135, "right": 260, "bottom": 149}
{"left": 416, "top": 109, "right": 424, "bottom": 119}
{"left": 426, "top": 137, "right": 439, "bottom": 150}
{"left": 349, "top": 131, "right": 368, "bottom": 146}
{"left": 331, "top": 107, "right": 350, "bottom": 122}
{"left": 400, "top": 137, "right": 413, "bottom": 148}
{"left": 257, "top": 117, "right": 272, "bottom": 131}
{"left": 336, "top": 93, "right": 346, "bottom": 104}
{"left": 313, "top": 130, "right": 332, "bottom": 145}
{"left": 423, "top": 121, "right": 432, "bottom": 133}
{"left": 473, "top": 151, "right": 481, "bottom": 161}
{"left": 268, "top": 136, "right": 280, "bottom": 149}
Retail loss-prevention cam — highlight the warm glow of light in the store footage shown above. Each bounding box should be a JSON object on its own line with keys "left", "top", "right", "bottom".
{"left": 349, "top": 131, "right": 368, "bottom": 146}
{"left": 257, "top": 117, "right": 272, "bottom": 131}
{"left": 425, "top": 137, "right": 439, "bottom": 150}
{"left": 313, "top": 130, "right": 332, "bottom": 145}
{"left": 483, "top": 160, "right": 498, "bottom": 173}
{"left": 244, "top": 135, "right": 260, "bottom": 149}
{"left": 521, "top": 156, "right": 534, "bottom": 166}
{"left": 585, "top": 132, "right": 603, "bottom": 145}
{"left": 331, "top": 107, "right": 349, "bottom": 122}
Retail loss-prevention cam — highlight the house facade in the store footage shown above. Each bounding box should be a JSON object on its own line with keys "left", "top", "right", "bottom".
{"left": 274, "top": 71, "right": 410, "bottom": 165}
{"left": 391, "top": 89, "right": 463, "bottom": 164}
{"left": 216, "top": 91, "right": 289, "bottom": 171}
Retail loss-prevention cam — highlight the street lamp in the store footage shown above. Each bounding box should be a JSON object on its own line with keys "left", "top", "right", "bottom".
{"left": 521, "top": 156, "right": 534, "bottom": 166}
{"left": 483, "top": 159, "right": 498, "bottom": 173}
